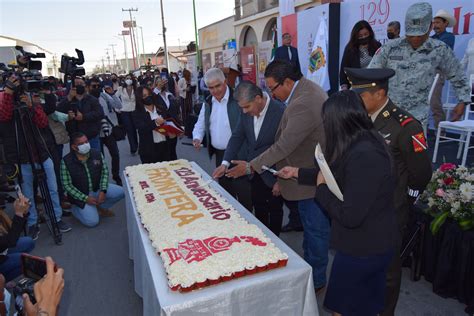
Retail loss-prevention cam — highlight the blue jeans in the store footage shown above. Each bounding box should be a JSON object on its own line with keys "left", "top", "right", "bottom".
{"left": 0, "top": 237, "right": 35, "bottom": 282}
{"left": 21, "top": 158, "right": 63, "bottom": 227}
{"left": 121, "top": 111, "right": 138, "bottom": 153}
{"left": 298, "top": 198, "right": 330, "bottom": 288}
{"left": 88, "top": 135, "right": 101, "bottom": 152}
{"left": 71, "top": 183, "right": 125, "bottom": 227}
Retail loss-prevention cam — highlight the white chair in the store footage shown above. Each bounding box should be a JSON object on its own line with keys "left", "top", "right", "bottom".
{"left": 424, "top": 74, "right": 440, "bottom": 136}
{"left": 432, "top": 75, "right": 474, "bottom": 166}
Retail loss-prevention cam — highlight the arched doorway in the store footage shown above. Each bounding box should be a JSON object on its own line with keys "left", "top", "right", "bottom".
{"left": 262, "top": 17, "right": 277, "bottom": 42}
{"left": 239, "top": 25, "right": 258, "bottom": 48}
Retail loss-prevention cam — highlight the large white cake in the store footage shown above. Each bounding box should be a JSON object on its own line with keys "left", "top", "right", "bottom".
{"left": 125, "top": 159, "right": 288, "bottom": 292}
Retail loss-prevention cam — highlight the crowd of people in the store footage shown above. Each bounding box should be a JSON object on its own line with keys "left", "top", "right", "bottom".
{"left": 0, "top": 1, "right": 471, "bottom": 315}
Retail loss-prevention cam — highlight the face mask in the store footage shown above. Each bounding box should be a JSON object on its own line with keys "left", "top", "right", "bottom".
{"left": 125, "top": 79, "right": 133, "bottom": 86}
{"left": 143, "top": 96, "right": 154, "bottom": 106}
{"left": 387, "top": 32, "right": 396, "bottom": 39}
{"left": 76, "top": 85, "right": 86, "bottom": 95}
{"left": 77, "top": 142, "right": 91, "bottom": 155}
{"left": 358, "top": 36, "right": 370, "bottom": 45}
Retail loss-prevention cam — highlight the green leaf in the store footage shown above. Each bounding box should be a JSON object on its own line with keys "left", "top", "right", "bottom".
{"left": 458, "top": 219, "right": 474, "bottom": 231}
{"left": 430, "top": 211, "right": 450, "bottom": 235}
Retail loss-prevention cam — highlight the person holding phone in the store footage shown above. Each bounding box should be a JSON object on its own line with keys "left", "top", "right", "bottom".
{"left": 0, "top": 194, "right": 35, "bottom": 282}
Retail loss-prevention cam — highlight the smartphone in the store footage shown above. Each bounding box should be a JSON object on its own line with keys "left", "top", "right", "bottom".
{"left": 21, "top": 254, "right": 57, "bottom": 281}
{"left": 160, "top": 73, "right": 168, "bottom": 80}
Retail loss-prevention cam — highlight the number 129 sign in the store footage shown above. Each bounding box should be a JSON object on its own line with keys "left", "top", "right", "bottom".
{"left": 360, "top": 0, "right": 391, "bottom": 25}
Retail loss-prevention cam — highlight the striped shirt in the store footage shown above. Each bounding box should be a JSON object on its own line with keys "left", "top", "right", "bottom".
{"left": 60, "top": 153, "right": 109, "bottom": 202}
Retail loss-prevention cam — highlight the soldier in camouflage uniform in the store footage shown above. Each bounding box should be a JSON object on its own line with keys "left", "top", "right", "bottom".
{"left": 345, "top": 67, "right": 433, "bottom": 316}
{"left": 369, "top": 2, "right": 471, "bottom": 125}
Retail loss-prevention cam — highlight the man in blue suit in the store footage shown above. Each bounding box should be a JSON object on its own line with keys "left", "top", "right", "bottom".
{"left": 273, "top": 33, "right": 301, "bottom": 76}
{"left": 212, "top": 81, "right": 285, "bottom": 236}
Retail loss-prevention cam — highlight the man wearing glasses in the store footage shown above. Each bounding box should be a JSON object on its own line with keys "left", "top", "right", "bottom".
{"left": 192, "top": 68, "right": 252, "bottom": 211}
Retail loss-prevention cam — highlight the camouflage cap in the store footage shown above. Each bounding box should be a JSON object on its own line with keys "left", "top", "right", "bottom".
{"left": 405, "top": 2, "right": 433, "bottom": 36}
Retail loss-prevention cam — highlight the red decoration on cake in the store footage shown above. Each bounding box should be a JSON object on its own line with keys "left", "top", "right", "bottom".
{"left": 145, "top": 193, "right": 155, "bottom": 203}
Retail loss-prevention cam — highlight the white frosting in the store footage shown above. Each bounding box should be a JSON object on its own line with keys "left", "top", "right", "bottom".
{"left": 126, "top": 160, "right": 288, "bottom": 291}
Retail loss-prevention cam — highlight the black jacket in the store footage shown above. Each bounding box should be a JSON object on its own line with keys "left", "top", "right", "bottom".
{"left": 315, "top": 133, "right": 398, "bottom": 256}
{"left": 62, "top": 149, "right": 104, "bottom": 208}
{"left": 154, "top": 93, "right": 181, "bottom": 124}
{"left": 0, "top": 215, "right": 27, "bottom": 264}
{"left": 132, "top": 105, "right": 167, "bottom": 157}
{"left": 339, "top": 41, "right": 381, "bottom": 87}
{"left": 57, "top": 94, "right": 104, "bottom": 139}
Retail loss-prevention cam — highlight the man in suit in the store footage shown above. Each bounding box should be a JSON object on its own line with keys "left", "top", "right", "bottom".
{"left": 273, "top": 33, "right": 301, "bottom": 76}
{"left": 214, "top": 81, "right": 285, "bottom": 236}
{"left": 192, "top": 68, "right": 252, "bottom": 211}
{"left": 228, "top": 60, "right": 329, "bottom": 292}
{"left": 345, "top": 67, "right": 432, "bottom": 315}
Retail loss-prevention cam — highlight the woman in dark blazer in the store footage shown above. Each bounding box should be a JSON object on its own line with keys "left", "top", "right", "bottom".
{"left": 279, "top": 90, "right": 398, "bottom": 315}
{"left": 154, "top": 78, "right": 182, "bottom": 161}
{"left": 340, "top": 20, "right": 381, "bottom": 89}
{"left": 132, "top": 86, "right": 170, "bottom": 163}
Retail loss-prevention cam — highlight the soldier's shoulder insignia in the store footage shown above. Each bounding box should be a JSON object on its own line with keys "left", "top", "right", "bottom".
{"left": 412, "top": 132, "right": 427, "bottom": 152}
{"left": 382, "top": 110, "right": 390, "bottom": 118}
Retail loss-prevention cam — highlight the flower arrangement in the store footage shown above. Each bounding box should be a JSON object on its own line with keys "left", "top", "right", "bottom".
{"left": 421, "top": 163, "right": 474, "bottom": 234}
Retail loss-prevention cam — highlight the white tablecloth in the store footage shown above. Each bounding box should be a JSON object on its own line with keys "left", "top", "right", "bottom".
{"left": 125, "top": 162, "right": 319, "bottom": 316}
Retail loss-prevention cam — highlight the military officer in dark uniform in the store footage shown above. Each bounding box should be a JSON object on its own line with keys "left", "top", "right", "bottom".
{"left": 345, "top": 67, "right": 433, "bottom": 316}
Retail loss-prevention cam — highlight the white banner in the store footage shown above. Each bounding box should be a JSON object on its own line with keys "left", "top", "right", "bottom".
{"left": 223, "top": 48, "right": 238, "bottom": 70}
{"left": 340, "top": 0, "right": 474, "bottom": 63}
{"left": 307, "top": 17, "right": 330, "bottom": 91}
{"left": 279, "top": 0, "right": 295, "bottom": 17}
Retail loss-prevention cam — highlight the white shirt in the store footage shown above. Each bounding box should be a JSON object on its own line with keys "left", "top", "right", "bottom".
{"left": 177, "top": 78, "right": 188, "bottom": 99}
{"left": 158, "top": 91, "right": 173, "bottom": 109}
{"left": 116, "top": 87, "right": 136, "bottom": 112}
{"left": 370, "top": 98, "right": 390, "bottom": 122}
{"left": 192, "top": 86, "right": 232, "bottom": 150}
{"left": 253, "top": 93, "right": 270, "bottom": 139}
{"left": 285, "top": 80, "right": 299, "bottom": 105}
{"left": 145, "top": 106, "right": 166, "bottom": 143}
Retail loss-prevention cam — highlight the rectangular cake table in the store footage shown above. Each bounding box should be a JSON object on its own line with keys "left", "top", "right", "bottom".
{"left": 124, "top": 162, "right": 319, "bottom": 316}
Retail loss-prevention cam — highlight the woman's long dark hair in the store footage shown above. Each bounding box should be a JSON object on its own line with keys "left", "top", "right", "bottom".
{"left": 347, "top": 20, "right": 378, "bottom": 52}
{"left": 135, "top": 86, "right": 165, "bottom": 113}
{"left": 322, "top": 90, "right": 387, "bottom": 165}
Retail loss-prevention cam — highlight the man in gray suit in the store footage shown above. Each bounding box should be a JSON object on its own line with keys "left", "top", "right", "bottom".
{"left": 228, "top": 60, "right": 330, "bottom": 292}
{"left": 213, "top": 81, "right": 285, "bottom": 236}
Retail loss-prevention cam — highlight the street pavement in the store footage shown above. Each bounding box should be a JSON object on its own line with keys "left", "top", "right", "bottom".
{"left": 25, "top": 130, "right": 471, "bottom": 316}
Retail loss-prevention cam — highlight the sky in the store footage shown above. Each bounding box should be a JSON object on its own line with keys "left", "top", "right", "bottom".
{"left": 0, "top": 0, "right": 235, "bottom": 71}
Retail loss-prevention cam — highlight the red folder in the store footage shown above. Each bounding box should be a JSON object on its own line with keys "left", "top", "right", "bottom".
{"left": 155, "top": 118, "right": 184, "bottom": 136}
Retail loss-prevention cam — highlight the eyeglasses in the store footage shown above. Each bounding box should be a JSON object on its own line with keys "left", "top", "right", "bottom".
{"left": 268, "top": 83, "right": 281, "bottom": 93}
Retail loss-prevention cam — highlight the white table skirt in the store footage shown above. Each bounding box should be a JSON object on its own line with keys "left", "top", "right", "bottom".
{"left": 125, "top": 162, "right": 319, "bottom": 316}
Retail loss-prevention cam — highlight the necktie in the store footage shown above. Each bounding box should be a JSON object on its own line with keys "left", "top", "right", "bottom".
{"left": 288, "top": 46, "right": 292, "bottom": 60}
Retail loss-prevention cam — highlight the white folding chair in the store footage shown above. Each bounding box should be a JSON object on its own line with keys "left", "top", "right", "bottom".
{"left": 432, "top": 76, "right": 474, "bottom": 166}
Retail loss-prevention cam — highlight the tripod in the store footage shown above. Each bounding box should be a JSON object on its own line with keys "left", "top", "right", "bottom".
{"left": 13, "top": 98, "right": 62, "bottom": 245}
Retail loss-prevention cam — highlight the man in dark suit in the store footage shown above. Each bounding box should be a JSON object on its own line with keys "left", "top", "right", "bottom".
{"left": 273, "top": 33, "right": 301, "bottom": 76}
{"left": 345, "top": 67, "right": 432, "bottom": 315}
{"left": 213, "top": 81, "right": 285, "bottom": 236}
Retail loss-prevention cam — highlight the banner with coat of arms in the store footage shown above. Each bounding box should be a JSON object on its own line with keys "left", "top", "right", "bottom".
{"left": 307, "top": 17, "right": 330, "bottom": 91}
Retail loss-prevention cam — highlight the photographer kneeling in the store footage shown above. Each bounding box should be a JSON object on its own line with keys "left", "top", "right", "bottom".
{"left": 0, "top": 195, "right": 34, "bottom": 282}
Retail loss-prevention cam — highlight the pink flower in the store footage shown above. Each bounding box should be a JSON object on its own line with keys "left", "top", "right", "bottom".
{"left": 443, "top": 177, "right": 454, "bottom": 185}
{"left": 439, "top": 163, "right": 457, "bottom": 172}
{"left": 435, "top": 188, "right": 446, "bottom": 197}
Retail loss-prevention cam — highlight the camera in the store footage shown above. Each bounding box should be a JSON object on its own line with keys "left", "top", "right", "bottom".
{"left": 13, "top": 254, "right": 54, "bottom": 315}
{"left": 59, "top": 48, "right": 85, "bottom": 77}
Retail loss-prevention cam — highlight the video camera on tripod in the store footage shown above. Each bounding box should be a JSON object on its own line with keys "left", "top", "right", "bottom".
{"left": 0, "top": 46, "right": 51, "bottom": 94}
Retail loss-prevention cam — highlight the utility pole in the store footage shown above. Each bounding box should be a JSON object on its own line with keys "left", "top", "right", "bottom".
{"left": 160, "top": 0, "right": 169, "bottom": 68}
{"left": 118, "top": 33, "right": 130, "bottom": 73}
{"left": 139, "top": 26, "right": 146, "bottom": 67}
{"left": 193, "top": 0, "right": 201, "bottom": 69}
{"left": 133, "top": 18, "right": 141, "bottom": 68}
{"left": 105, "top": 48, "right": 111, "bottom": 72}
{"left": 122, "top": 8, "right": 138, "bottom": 69}
{"left": 109, "top": 44, "right": 117, "bottom": 73}
{"left": 101, "top": 57, "right": 105, "bottom": 73}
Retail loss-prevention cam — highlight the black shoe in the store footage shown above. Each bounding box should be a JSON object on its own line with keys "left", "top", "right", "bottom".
{"left": 57, "top": 220, "right": 72, "bottom": 233}
{"left": 28, "top": 225, "right": 40, "bottom": 241}
{"left": 62, "top": 209, "right": 72, "bottom": 217}
{"left": 281, "top": 223, "right": 304, "bottom": 233}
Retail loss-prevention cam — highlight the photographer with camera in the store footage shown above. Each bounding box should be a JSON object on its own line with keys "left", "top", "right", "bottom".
{"left": 22, "top": 256, "right": 64, "bottom": 316}
{"left": 0, "top": 194, "right": 35, "bottom": 282}
{"left": 57, "top": 77, "right": 104, "bottom": 151}
{"left": 0, "top": 75, "right": 71, "bottom": 240}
